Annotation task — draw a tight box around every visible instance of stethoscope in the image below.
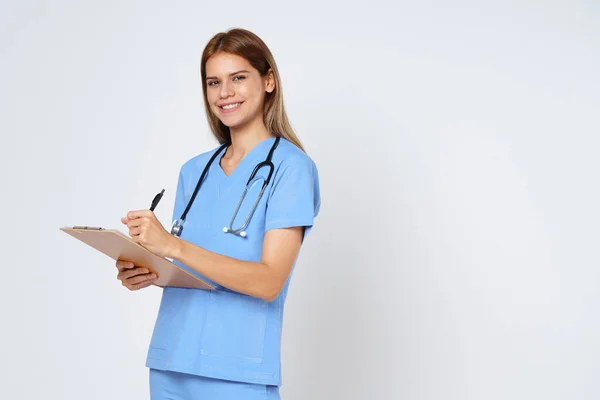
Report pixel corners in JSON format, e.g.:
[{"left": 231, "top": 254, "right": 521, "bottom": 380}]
[{"left": 171, "top": 137, "right": 280, "bottom": 238}]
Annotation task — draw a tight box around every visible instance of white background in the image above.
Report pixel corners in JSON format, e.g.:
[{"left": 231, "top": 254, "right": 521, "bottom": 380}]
[{"left": 1, "top": 1, "right": 599, "bottom": 399}]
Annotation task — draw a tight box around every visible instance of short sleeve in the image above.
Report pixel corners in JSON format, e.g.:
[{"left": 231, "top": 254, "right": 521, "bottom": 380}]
[{"left": 265, "top": 155, "right": 321, "bottom": 237}]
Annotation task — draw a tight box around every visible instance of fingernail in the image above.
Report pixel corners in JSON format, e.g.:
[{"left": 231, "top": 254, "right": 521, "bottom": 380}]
[{"left": 151, "top": 274, "right": 157, "bottom": 279}]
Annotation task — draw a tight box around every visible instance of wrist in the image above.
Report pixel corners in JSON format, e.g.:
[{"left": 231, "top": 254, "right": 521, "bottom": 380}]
[{"left": 166, "top": 234, "right": 184, "bottom": 260}]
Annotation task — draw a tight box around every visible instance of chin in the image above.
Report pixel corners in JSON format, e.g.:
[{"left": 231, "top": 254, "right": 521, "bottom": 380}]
[
  {"left": 219, "top": 118, "right": 244, "bottom": 129},
  {"left": 218, "top": 114, "right": 255, "bottom": 130},
  {"left": 213, "top": 108, "right": 261, "bottom": 131}
]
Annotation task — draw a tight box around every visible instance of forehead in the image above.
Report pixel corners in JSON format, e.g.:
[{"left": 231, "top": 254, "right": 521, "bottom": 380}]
[{"left": 205, "top": 52, "right": 256, "bottom": 76}]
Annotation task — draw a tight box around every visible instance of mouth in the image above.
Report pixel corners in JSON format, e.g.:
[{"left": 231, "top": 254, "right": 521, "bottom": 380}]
[{"left": 218, "top": 102, "right": 243, "bottom": 113}]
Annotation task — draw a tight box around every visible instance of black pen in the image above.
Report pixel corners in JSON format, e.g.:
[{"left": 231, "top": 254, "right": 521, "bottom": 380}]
[{"left": 150, "top": 189, "right": 165, "bottom": 211}]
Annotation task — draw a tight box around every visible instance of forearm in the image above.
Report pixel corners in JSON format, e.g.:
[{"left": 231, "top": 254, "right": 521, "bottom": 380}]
[{"left": 168, "top": 237, "right": 281, "bottom": 301}]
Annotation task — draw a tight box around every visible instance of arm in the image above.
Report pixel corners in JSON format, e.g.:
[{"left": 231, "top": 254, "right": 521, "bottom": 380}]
[
  {"left": 122, "top": 211, "right": 304, "bottom": 302},
  {"left": 170, "top": 226, "right": 304, "bottom": 301}
]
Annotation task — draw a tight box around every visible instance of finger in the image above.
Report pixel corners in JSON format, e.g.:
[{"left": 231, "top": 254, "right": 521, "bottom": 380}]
[
  {"left": 122, "top": 268, "right": 151, "bottom": 280},
  {"left": 118, "top": 267, "right": 150, "bottom": 280},
  {"left": 121, "top": 217, "right": 129, "bottom": 225},
  {"left": 125, "top": 273, "right": 157, "bottom": 288},
  {"left": 127, "top": 218, "right": 143, "bottom": 229},
  {"left": 130, "top": 279, "right": 156, "bottom": 291},
  {"left": 129, "top": 227, "right": 142, "bottom": 238},
  {"left": 126, "top": 272, "right": 156, "bottom": 285},
  {"left": 127, "top": 210, "right": 152, "bottom": 220},
  {"left": 116, "top": 260, "right": 135, "bottom": 272}
]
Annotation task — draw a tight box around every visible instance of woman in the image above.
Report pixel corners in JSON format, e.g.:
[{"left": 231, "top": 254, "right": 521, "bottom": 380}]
[{"left": 115, "top": 28, "right": 320, "bottom": 399}]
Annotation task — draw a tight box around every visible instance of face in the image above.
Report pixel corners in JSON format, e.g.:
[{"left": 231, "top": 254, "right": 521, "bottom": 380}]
[{"left": 205, "top": 52, "right": 274, "bottom": 130}]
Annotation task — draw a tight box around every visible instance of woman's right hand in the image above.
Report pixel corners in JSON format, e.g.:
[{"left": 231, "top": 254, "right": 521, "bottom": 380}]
[{"left": 116, "top": 260, "right": 158, "bottom": 290}]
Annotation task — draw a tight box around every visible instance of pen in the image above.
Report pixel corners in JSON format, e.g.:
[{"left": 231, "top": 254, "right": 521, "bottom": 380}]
[{"left": 150, "top": 189, "right": 165, "bottom": 211}]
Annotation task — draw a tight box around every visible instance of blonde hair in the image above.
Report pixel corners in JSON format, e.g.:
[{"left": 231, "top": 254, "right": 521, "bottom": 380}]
[{"left": 200, "top": 28, "right": 305, "bottom": 152}]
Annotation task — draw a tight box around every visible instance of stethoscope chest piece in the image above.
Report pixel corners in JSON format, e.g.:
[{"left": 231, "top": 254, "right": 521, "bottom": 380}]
[{"left": 171, "top": 219, "right": 184, "bottom": 237}]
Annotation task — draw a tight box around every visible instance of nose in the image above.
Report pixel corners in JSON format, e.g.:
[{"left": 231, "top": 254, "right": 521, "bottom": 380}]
[{"left": 219, "top": 80, "right": 234, "bottom": 98}]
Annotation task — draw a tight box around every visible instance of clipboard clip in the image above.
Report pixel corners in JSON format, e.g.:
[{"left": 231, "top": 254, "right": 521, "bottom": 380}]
[{"left": 72, "top": 226, "right": 104, "bottom": 230}]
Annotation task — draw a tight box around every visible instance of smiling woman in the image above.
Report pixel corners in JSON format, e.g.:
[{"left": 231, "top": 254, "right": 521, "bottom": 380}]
[{"left": 115, "top": 28, "right": 321, "bottom": 400}]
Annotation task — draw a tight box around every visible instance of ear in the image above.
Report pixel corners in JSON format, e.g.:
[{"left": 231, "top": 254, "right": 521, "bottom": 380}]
[{"left": 265, "top": 69, "right": 276, "bottom": 93}]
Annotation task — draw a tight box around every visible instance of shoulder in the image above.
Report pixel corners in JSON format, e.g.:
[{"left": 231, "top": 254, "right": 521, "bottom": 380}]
[
  {"left": 269, "top": 138, "right": 320, "bottom": 199},
  {"left": 267, "top": 138, "right": 321, "bottom": 218},
  {"left": 274, "top": 138, "right": 318, "bottom": 174}
]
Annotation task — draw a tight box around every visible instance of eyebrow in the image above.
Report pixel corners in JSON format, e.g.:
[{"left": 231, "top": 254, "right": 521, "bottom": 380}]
[{"left": 205, "top": 70, "right": 250, "bottom": 80}]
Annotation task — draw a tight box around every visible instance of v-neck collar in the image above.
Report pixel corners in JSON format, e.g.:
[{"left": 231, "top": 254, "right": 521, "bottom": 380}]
[{"left": 215, "top": 137, "right": 276, "bottom": 181}]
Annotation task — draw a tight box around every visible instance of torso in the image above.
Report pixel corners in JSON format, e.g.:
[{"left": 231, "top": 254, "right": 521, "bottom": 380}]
[{"left": 145, "top": 136, "right": 320, "bottom": 386}]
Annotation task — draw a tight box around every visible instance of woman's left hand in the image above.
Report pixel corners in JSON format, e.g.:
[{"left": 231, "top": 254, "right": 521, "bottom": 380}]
[{"left": 121, "top": 210, "right": 178, "bottom": 258}]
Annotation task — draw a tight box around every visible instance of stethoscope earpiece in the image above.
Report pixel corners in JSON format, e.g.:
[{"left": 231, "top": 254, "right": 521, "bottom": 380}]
[{"left": 223, "top": 227, "right": 246, "bottom": 237}]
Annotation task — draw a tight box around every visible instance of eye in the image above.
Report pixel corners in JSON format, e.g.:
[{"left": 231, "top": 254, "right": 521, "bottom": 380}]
[
  {"left": 207, "top": 80, "right": 219, "bottom": 86},
  {"left": 233, "top": 75, "right": 246, "bottom": 82}
]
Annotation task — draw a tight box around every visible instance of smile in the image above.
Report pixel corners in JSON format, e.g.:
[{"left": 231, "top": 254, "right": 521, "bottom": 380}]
[{"left": 219, "top": 102, "right": 243, "bottom": 111}]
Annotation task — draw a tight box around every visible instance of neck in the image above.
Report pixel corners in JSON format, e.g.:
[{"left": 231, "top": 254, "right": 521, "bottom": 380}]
[{"left": 226, "top": 118, "right": 273, "bottom": 160}]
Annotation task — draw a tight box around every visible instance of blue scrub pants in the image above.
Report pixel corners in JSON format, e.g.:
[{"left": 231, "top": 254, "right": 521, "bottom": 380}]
[{"left": 149, "top": 369, "right": 281, "bottom": 400}]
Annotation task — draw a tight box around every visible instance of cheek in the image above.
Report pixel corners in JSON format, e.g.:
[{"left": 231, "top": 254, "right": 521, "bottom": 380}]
[
  {"left": 242, "top": 86, "right": 265, "bottom": 110},
  {"left": 206, "top": 90, "right": 218, "bottom": 106},
  {"left": 206, "top": 93, "right": 221, "bottom": 115},
  {"left": 240, "top": 81, "right": 264, "bottom": 100}
]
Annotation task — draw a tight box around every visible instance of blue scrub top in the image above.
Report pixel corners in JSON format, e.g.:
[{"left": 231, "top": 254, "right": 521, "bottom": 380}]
[{"left": 145, "top": 137, "right": 321, "bottom": 386}]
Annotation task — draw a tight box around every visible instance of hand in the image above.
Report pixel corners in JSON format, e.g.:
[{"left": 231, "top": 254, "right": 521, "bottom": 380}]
[
  {"left": 116, "top": 260, "right": 157, "bottom": 290},
  {"left": 121, "top": 210, "right": 178, "bottom": 258}
]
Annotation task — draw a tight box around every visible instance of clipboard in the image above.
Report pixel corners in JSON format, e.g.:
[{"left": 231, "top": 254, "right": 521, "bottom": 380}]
[{"left": 60, "top": 226, "right": 214, "bottom": 290}]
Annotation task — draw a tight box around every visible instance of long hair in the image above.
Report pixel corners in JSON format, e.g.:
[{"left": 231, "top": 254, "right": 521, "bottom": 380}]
[{"left": 200, "top": 28, "right": 305, "bottom": 152}]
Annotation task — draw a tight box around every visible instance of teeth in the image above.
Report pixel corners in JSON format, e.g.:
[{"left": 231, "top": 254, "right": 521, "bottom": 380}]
[{"left": 222, "top": 103, "right": 241, "bottom": 110}]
